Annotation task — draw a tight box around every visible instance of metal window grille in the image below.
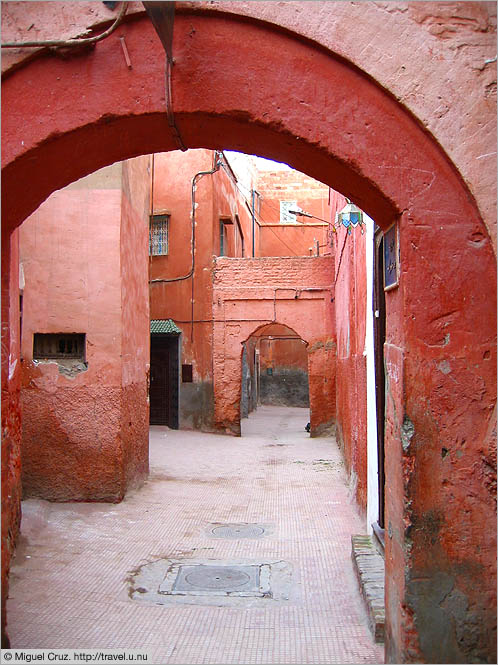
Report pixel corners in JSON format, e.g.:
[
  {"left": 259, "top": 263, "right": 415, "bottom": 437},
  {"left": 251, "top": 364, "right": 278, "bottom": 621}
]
[
  {"left": 33, "top": 333, "right": 86, "bottom": 360},
  {"left": 280, "top": 200, "right": 298, "bottom": 223},
  {"left": 149, "top": 214, "right": 169, "bottom": 255}
]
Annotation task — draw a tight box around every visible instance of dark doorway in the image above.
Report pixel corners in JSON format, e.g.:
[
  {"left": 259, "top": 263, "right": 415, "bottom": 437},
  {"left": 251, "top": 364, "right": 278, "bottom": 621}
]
[
  {"left": 150, "top": 334, "right": 179, "bottom": 428},
  {"left": 373, "top": 229, "right": 386, "bottom": 538}
]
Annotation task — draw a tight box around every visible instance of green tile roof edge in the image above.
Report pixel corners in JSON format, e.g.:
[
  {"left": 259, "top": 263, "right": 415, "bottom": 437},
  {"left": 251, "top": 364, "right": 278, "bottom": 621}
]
[{"left": 150, "top": 319, "right": 182, "bottom": 334}]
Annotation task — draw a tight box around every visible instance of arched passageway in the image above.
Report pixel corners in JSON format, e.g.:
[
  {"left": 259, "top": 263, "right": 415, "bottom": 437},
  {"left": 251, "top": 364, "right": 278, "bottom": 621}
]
[
  {"left": 2, "top": 7, "right": 496, "bottom": 663},
  {"left": 242, "top": 323, "right": 310, "bottom": 417},
  {"left": 212, "top": 257, "right": 335, "bottom": 437}
]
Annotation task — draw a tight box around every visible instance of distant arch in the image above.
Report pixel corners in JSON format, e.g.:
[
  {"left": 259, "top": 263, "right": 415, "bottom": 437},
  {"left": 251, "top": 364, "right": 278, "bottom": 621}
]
[{"left": 243, "top": 322, "right": 308, "bottom": 347}]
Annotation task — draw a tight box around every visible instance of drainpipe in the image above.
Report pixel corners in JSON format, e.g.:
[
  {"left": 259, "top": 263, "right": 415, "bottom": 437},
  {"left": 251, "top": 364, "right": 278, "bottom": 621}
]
[
  {"left": 149, "top": 152, "right": 223, "bottom": 285},
  {"left": 149, "top": 151, "right": 223, "bottom": 342}
]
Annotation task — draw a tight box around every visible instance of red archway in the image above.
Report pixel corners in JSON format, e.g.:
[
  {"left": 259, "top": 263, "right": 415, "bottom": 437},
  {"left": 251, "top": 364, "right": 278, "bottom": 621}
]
[{"left": 2, "top": 9, "right": 496, "bottom": 663}]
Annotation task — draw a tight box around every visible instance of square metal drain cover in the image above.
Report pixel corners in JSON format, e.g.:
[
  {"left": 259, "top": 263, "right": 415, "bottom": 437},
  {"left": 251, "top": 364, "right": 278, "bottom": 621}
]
[{"left": 159, "top": 563, "right": 271, "bottom": 597}]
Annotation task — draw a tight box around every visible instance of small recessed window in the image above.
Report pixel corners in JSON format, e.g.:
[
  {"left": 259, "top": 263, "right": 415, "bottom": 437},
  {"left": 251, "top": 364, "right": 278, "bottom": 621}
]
[
  {"left": 182, "top": 364, "right": 193, "bottom": 383},
  {"left": 219, "top": 218, "right": 233, "bottom": 257},
  {"left": 149, "top": 214, "right": 169, "bottom": 256},
  {"left": 33, "top": 333, "right": 86, "bottom": 360}
]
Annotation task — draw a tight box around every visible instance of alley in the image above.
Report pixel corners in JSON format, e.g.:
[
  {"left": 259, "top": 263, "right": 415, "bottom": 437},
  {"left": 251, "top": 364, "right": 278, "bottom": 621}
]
[{"left": 7, "top": 406, "right": 383, "bottom": 664}]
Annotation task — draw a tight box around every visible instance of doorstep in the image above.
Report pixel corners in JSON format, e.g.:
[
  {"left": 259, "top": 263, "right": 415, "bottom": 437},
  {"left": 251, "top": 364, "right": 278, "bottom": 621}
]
[{"left": 351, "top": 534, "right": 385, "bottom": 643}]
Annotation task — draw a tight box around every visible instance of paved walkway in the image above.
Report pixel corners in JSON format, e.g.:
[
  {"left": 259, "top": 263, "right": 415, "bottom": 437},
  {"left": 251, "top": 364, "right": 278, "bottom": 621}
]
[{"left": 8, "top": 406, "right": 384, "bottom": 664}]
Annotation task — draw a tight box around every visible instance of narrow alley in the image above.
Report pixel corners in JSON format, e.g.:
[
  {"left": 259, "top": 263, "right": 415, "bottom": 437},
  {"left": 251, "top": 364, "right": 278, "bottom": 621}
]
[{"left": 7, "top": 406, "right": 382, "bottom": 664}]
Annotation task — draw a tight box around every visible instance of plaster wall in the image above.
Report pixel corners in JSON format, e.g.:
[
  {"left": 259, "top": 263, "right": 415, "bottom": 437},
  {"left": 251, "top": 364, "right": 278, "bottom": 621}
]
[
  {"left": 259, "top": 336, "right": 308, "bottom": 372},
  {"left": 335, "top": 224, "right": 369, "bottom": 513},
  {"left": 149, "top": 149, "right": 333, "bottom": 430},
  {"left": 333, "top": 213, "right": 379, "bottom": 531},
  {"left": 1, "top": 4, "right": 496, "bottom": 661},
  {"left": 19, "top": 160, "right": 149, "bottom": 501},
  {"left": 120, "top": 156, "right": 151, "bottom": 490},
  {"left": 259, "top": 336, "right": 309, "bottom": 408},
  {"left": 3, "top": 1, "right": 495, "bottom": 252},
  {"left": 149, "top": 149, "right": 253, "bottom": 430},
  {"left": 1, "top": 228, "right": 21, "bottom": 648},
  {"left": 258, "top": 224, "right": 329, "bottom": 258},
  {"left": 256, "top": 168, "right": 333, "bottom": 257}
]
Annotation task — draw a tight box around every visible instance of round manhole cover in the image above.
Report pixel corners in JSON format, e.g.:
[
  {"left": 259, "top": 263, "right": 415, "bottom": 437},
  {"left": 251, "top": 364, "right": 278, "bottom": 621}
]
[
  {"left": 184, "top": 567, "right": 251, "bottom": 589},
  {"left": 211, "top": 524, "right": 265, "bottom": 538}
]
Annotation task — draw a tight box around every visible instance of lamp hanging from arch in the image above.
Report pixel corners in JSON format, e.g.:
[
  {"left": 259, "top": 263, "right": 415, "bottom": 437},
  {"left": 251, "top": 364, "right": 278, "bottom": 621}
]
[{"left": 335, "top": 201, "right": 365, "bottom": 235}]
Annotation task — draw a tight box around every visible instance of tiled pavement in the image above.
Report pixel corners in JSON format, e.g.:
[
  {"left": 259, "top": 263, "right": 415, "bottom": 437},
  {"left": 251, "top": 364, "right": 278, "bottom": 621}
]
[{"left": 7, "top": 406, "right": 384, "bottom": 664}]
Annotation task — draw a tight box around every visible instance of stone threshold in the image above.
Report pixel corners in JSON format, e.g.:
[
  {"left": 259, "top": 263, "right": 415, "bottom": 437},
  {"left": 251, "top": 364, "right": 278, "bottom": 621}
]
[{"left": 351, "top": 534, "right": 385, "bottom": 643}]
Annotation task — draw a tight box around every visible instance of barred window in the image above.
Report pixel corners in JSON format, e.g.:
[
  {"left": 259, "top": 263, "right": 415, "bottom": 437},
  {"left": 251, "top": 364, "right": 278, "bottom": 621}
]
[
  {"left": 149, "top": 214, "right": 169, "bottom": 256},
  {"left": 34, "top": 333, "right": 86, "bottom": 360}
]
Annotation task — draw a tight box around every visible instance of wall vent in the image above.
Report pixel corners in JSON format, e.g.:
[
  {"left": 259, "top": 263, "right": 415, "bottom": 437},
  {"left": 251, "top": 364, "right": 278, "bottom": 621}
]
[{"left": 33, "top": 333, "right": 86, "bottom": 361}]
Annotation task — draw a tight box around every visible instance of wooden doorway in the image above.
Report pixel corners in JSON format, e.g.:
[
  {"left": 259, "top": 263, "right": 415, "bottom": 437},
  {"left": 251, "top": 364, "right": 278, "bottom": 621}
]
[
  {"left": 373, "top": 229, "right": 386, "bottom": 537},
  {"left": 150, "top": 334, "right": 179, "bottom": 428}
]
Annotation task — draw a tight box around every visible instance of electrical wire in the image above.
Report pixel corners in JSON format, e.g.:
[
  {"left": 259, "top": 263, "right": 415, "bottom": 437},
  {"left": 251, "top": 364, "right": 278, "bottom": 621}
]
[
  {"left": 1, "top": 2, "right": 128, "bottom": 49},
  {"left": 149, "top": 153, "right": 223, "bottom": 285},
  {"left": 149, "top": 152, "right": 224, "bottom": 342}
]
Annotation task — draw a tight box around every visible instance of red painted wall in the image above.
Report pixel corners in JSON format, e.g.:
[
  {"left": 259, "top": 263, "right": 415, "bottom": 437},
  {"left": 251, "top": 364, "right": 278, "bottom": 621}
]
[
  {"left": 256, "top": 168, "right": 333, "bottom": 257},
  {"left": 1, "top": 6, "right": 496, "bottom": 662},
  {"left": 1, "top": 227, "right": 21, "bottom": 647},
  {"left": 149, "top": 149, "right": 336, "bottom": 430},
  {"left": 19, "top": 159, "right": 149, "bottom": 501},
  {"left": 149, "top": 150, "right": 236, "bottom": 429},
  {"left": 335, "top": 225, "right": 368, "bottom": 513},
  {"left": 120, "top": 156, "right": 150, "bottom": 490},
  {"left": 259, "top": 337, "right": 308, "bottom": 373},
  {"left": 2, "top": 2, "right": 495, "bottom": 256}
]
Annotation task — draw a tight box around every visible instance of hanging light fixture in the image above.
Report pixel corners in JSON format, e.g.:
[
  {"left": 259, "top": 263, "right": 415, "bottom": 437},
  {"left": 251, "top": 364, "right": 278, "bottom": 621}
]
[
  {"left": 289, "top": 199, "right": 366, "bottom": 239},
  {"left": 335, "top": 200, "right": 365, "bottom": 235}
]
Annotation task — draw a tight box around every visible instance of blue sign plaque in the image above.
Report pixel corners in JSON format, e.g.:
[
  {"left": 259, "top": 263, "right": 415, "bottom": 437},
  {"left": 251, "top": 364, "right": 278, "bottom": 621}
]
[{"left": 384, "top": 224, "right": 398, "bottom": 290}]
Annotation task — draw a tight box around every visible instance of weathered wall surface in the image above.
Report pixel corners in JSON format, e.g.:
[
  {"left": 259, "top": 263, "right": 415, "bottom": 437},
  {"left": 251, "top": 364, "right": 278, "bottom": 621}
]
[
  {"left": 150, "top": 150, "right": 222, "bottom": 431},
  {"left": 2, "top": 1, "right": 495, "bottom": 251},
  {"left": 260, "top": 367, "right": 309, "bottom": 407},
  {"left": 259, "top": 335, "right": 309, "bottom": 408},
  {"left": 335, "top": 226, "right": 369, "bottom": 513},
  {"left": 19, "top": 160, "right": 150, "bottom": 501},
  {"left": 120, "top": 156, "right": 150, "bottom": 490},
  {"left": 258, "top": 223, "right": 329, "bottom": 258},
  {"left": 1, "top": 228, "right": 21, "bottom": 647},
  {"left": 212, "top": 257, "right": 335, "bottom": 436},
  {"left": 2, "top": 4, "right": 496, "bottom": 662},
  {"left": 19, "top": 165, "right": 124, "bottom": 500},
  {"left": 149, "top": 149, "right": 333, "bottom": 430},
  {"left": 256, "top": 168, "right": 333, "bottom": 257}
]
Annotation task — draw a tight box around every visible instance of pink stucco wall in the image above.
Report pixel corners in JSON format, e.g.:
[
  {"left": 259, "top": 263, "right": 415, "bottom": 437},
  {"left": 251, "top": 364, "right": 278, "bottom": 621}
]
[
  {"left": 2, "top": 4, "right": 496, "bottom": 660},
  {"left": 19, "top": 159, "right": 149, "bottom": 501},
  {"left": 334, "top": 225, "right": 368, "bottom": 512},
  {"left": 120, "top": 156, "right": 151, "bottom": 490},
  {"left": 1, "top": 227, "right": 21, "bottom": 647}
]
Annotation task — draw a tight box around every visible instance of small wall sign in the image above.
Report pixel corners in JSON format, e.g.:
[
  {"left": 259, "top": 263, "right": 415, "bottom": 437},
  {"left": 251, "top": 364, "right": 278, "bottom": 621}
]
[{"left": 383, "top": 223, "right": 399, "bottom": 291}]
